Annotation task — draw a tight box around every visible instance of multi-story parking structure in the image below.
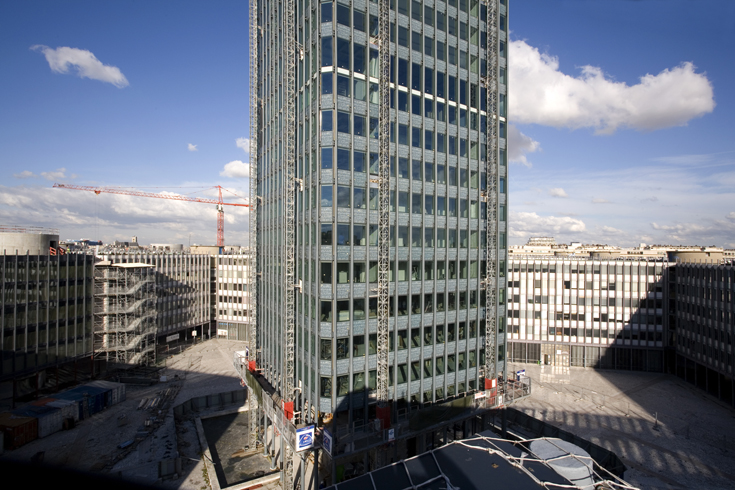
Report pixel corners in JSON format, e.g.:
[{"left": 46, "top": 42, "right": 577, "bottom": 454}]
[{"left": 98, "top": 253, "right": 211, "bottom": 344}]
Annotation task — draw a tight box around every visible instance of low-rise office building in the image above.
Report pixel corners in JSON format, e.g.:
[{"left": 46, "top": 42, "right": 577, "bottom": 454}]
[
  {"left": 1, "top": 229, "right": 95, "bottom": 397},
  {"left": 671, "top": 261, "right": 734, "bottom": 407},
  {"left": 215, "top": 252, "right": 252, "bottom": 341},
  {"left": 507, "top": 258, "right": 669, "bottom": 372}
]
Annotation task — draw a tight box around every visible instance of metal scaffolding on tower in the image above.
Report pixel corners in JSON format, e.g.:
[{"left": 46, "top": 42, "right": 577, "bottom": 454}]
[
  {"left": 483, "top": 0, "right": 501, "bottom": 390},
  {"left": 283, "top": 0, "right": 298, "bottom": 485},
  {"left": 248, "top": 0, "right": 261, "bottom": 455},
  {"left": 375, "top": 0, "right": 392, "bottom": 443}
]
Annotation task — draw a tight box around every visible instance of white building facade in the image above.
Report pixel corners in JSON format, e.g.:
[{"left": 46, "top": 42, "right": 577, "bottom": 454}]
[{"left": 507, "top": 258, "right": 669, "bottom": 371}]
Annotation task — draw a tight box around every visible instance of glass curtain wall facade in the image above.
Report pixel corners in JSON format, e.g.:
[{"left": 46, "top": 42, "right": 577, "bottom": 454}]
[{"left": 256, "top": 0, "right": 508, "bottom": 422}]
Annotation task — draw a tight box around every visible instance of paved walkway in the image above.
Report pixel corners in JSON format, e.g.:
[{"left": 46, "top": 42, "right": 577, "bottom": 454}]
[{"left": 508, "top": 363, "right": 735, "bottom": 490}]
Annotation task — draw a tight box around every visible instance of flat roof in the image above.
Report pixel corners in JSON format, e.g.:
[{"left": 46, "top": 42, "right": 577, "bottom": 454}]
[{"left": 95, "top": 261, "right": 154, "bottom": 268}]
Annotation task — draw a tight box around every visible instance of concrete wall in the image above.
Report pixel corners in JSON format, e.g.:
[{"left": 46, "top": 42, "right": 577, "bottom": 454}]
[
  {"left": 190, "top": 245, "right": 221, "bottom": 255},
  {"left": 0, "top": 233, "right": 59, "bottom": 255},
  {"left": 667, "top": 250, "right": 724, "bottom": 263},
  {"left": 150, "top": 243, "right": 184, "bottom": 252}
]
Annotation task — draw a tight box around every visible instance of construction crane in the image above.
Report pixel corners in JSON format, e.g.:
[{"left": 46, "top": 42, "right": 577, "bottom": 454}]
[{"left": 53, "top": 183, "right": 249, "bottom": 247}]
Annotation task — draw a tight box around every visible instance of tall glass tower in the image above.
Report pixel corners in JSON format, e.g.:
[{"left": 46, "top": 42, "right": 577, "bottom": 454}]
[{"left": 252, "top": 0, "right": 509, "bottom": 428}]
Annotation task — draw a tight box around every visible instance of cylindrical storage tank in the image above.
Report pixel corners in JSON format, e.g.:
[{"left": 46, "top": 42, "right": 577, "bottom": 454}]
[{"left": 0, "top": 232, "right": 59, "bottom": 255}]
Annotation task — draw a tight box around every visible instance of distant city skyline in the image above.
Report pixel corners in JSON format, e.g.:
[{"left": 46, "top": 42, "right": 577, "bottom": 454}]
[{"left": 1, "top": 0, "right": 733, "bottom": 247}]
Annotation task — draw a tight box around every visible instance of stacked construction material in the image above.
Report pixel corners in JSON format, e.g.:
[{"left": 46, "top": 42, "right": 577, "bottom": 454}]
[{"left": 0, "top": 380, "right": 127, "bottom": 450}]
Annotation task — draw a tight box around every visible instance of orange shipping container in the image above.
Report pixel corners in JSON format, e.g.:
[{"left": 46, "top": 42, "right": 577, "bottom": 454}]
[{"left": 0, "top": 412, "right": 38, "bottom": 450}]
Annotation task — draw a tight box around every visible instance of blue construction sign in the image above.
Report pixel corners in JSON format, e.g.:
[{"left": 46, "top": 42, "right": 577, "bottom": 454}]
[{"left": 296, "top": 425, "right": 315, "bottom": 452}]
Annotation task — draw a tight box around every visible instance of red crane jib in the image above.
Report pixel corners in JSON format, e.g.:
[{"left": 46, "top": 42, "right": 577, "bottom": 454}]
[{"left": 53, "top": 183, "right": 249, "bottom": 247}]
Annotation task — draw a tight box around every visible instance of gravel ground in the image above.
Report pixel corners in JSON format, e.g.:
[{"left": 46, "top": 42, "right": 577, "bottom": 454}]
[
  {"left": 508, "top": 362, "right": 735, "bottom": 490},
  {"left": 1, "top": 339, "right": 252, "bottom": 490}
]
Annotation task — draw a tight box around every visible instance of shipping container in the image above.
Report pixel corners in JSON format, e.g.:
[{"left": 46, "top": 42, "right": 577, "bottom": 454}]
[
  {"left": 12, "top": 405, "right": 62, "bottom": 438},
  {"left": 85, "top": 380, "right": 126, "bottom": 406},
  {"left": 0, "top": 412, "right": 38, "bottom": 450},
  {"left": 31, "top": 397, "right": 58, "bottom": 407},
  {"left": 46, "top": 399, "right": 79, "bottom": 423},
  {"left": 79, "top": 386, "right": 107, "bottom": 415},
  {"left": 54, "top": 389, "right": 88, "bottom": 420}
]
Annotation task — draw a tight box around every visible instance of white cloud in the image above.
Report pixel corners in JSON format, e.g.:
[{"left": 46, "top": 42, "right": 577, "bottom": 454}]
[
  {"left": 220, "top": 160, "right": 250, "bottom": 178},
  {"left": 509, "top": 39, "right": 715, "bottom": 134},
  {"left": 600, "top": 225, "right": 623, "bottom": 235},
  {"left": 40, "top": 168, "right": 67, "bottom": 181},
  {"left": 0, "top": 183, "right": 250, "bottom": 246},
  {"left": 549, "top": 188, "right": 568, "bottom": 198},
  {"left": 507, "top": 124, "right": 540, "bottom": 167},
  {"left": 13, "top": 171, "right": 37, "bottom": 179},
  {"left": 648, "top": 218, "right": 735, "bottom": 244},
  {"left": 509, "top": 212, "right": 586, "bottom": 238},
  {"left": 236, "top": 137, "right": 250, "bottom": 154},
  {"left": 31, "top": 45, "right": 129, "bottom": 88},
  {"left": 592, "top": 198, "right": 611, "bottom": 204},
  {"left": 727, "top": 212, "right": 735, "bottom": 220},
  {"left": 188, "top": 143, "right": 198, "bottom": 152}
]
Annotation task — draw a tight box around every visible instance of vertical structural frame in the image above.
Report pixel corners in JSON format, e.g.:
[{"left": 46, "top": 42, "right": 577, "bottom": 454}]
[
  {"left": 248, "top": 0, "right": 260, "bottom": 453},
  {"left": 284, "top": 0, "right": 297, "bottom": 486},
  {"left": 484, "top": 0, "right": 500, "bottom": 385},
  {"left": 376, "top": 0, "right": 391, "bottom": 412}
]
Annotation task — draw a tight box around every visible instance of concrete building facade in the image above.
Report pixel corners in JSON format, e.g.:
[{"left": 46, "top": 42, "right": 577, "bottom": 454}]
[
  {"left": 98, "top": 253, "right": 211, "bottom": 344},
  {"left": 215, "top": 253, "right": 253, "bottom": 341},
  {"left": 1, "top": 249, "right": 95, "bottom": 387},
  {"left": 0, "top": 227, "right": 61, "bottom": 255},
  {"left": 672, "top": 261, "right": 734, "bottom": 408},
  {"left": 253, "top": 0, "right": 510, "bottom": 428},
  {"left": 507, "top": 258, "right": 669, "bottom": 372}
]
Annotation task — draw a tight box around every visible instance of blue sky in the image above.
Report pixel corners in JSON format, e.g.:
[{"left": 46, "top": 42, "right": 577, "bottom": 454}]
[{"left": 1, "top": 0, "right": 733, "bottom": 248}]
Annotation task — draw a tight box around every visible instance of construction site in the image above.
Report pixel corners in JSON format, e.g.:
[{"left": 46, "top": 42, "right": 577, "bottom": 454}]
[
  {"left": 3, "top": 0, "right": 734, "bottom": 489},
  {"left": 1, "top": 339, "right": 732, "bottom": 489}
]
